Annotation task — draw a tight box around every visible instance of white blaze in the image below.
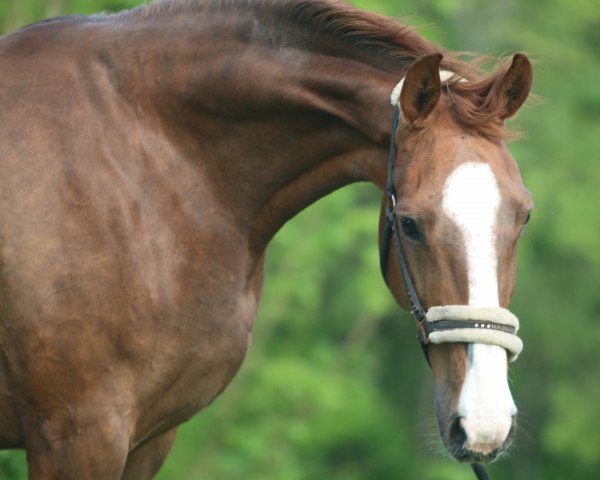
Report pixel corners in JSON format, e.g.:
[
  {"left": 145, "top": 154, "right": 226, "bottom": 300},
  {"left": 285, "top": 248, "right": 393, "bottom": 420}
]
[{"left": 442, "top": 161, "right": 516, "bottom": 452}]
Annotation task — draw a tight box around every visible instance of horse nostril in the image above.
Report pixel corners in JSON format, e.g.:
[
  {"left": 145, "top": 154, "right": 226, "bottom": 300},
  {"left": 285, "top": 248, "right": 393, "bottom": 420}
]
[
  {"left": 445, "top": 414, "right": 515, "bottom": 462},
  {"left": 449, "top": 416, "right": 467, "bottom": 450}
]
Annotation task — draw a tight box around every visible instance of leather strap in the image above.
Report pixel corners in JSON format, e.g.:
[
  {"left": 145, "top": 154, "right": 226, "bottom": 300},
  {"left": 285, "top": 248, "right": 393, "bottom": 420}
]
[
  {"left": 427, "top": 320, "right": 516, "bottom": 336},
  {"left": 380, "top": 108, "right": 426, "bottom": 322}
]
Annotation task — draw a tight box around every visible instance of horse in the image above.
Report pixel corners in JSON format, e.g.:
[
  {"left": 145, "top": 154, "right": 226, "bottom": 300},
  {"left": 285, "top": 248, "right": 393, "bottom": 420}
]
[{"left": 0, "top": 0, "right": 533, "bottom": 478}]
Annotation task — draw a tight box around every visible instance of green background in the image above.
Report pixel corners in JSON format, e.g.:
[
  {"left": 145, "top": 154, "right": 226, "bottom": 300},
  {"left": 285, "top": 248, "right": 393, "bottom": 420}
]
[{"left": 1, "top": 0, "right": 599, "bottom": 479}]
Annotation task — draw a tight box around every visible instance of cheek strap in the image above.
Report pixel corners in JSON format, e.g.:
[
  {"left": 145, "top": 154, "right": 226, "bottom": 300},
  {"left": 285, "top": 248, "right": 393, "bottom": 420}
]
[{"left": 425, "top": 305, "right": 523, "bottom": 361}]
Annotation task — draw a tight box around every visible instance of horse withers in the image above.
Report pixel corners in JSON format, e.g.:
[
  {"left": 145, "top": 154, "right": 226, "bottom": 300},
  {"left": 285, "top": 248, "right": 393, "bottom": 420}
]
[{"left": 0, "top": 0, "right": 532, "bottom": 478}]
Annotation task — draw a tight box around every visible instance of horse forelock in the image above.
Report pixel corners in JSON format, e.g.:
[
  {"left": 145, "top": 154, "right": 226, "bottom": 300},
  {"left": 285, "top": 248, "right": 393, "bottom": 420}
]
[
  {"left": 442, "top": 58, "right": 523, "bottom": 142},
  {"left": 394, "top": 61, "right": 521, "bottom": 143}
]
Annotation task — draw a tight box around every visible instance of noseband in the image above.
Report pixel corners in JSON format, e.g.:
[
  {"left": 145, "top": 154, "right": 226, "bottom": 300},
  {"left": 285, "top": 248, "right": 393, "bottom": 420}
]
[{"left": 379, "top": 107, "right": 524, "bottom": 480}]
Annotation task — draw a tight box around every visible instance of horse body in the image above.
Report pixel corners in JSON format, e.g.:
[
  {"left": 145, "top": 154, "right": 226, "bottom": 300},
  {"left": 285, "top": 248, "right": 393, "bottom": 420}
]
[
  {"left": 0, "top": 12, "right": 240, "bottom": 469},
  {"left": 0, "top": 1, "right": 532, "bottom": 478},
  {"left": 0, "top": 4, "right": 399, "bottom": 476}
]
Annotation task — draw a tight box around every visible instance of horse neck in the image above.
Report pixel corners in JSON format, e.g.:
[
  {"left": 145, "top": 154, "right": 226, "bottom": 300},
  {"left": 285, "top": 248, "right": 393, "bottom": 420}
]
[{"left": 108, "top": 9, "right": 402, "bottom": 252}]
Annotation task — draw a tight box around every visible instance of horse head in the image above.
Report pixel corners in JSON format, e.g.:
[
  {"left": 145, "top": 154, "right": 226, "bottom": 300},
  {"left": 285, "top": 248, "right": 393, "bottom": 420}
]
[{"left": 380, "top": 53, "right": 533, "bottom": 463}]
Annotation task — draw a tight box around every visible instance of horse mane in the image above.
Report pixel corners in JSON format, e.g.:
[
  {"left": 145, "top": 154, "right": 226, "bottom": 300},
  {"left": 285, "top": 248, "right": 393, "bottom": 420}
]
[
  {"left": 129, "top": 0, "right": 516, "bottom": 141},
  {"left": 139, "top": 0, "right": 441, "bottom": 66}
]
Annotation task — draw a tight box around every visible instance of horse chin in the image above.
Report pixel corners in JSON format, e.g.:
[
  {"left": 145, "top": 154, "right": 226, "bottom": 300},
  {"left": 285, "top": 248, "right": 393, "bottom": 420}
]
[{"left": 450, "top": 446, "right": 502, "bottom": 464}]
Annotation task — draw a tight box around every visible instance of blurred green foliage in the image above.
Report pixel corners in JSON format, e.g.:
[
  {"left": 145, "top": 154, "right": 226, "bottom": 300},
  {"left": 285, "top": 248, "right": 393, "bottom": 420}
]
[{"left": 1, "top": 0, "right": 599, "bottom": 479}]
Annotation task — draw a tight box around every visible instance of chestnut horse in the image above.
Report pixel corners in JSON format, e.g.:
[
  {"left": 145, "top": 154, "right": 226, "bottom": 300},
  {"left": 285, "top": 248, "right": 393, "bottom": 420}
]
[{"left": 0, "top": 0, "right": 533, "bottom": 478}]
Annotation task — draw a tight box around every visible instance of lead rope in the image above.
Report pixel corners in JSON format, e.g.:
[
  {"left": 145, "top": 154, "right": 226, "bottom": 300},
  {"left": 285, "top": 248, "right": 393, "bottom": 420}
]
[
  {"left": 382, "top": 107, "right": 490, "bottom": 480},
  {"left": 472, "top": 463, "right": 489, "bottom": 480}
]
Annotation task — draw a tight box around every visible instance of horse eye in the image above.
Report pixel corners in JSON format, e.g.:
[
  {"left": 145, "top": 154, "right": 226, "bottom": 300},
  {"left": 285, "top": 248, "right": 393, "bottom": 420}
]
[
  {"left": 400, "top": 217, "right": 423, "bottom": 241},
  {"left": 524, "top": 212, "right": 531, "bottom": 225}
]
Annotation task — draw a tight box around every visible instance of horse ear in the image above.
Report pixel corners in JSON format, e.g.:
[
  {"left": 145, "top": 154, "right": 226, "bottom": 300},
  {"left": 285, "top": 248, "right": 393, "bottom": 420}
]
[
  {"left": 399, "top": 53, "right": 443, "bottom": 124},
  {"left": 497, "top": 53, "right": 532, "bottom": 119}
]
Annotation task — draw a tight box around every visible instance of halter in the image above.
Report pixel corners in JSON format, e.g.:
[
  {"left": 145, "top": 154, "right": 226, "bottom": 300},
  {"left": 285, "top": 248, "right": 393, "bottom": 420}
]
[
  {"left": 379, "top": 106, "right": 523, "bottom": 361},
  {"left": 379, "top": 106, "right": 524, "bottom": 480}
]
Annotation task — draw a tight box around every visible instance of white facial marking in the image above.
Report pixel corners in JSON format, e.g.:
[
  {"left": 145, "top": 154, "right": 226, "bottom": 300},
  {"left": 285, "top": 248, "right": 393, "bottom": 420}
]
[
  {"left": 443, "top": 162, "right": 500, "bottom": 307},
  {"left": 442, "top": 161, "right": 516, "bottom": 452}
]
